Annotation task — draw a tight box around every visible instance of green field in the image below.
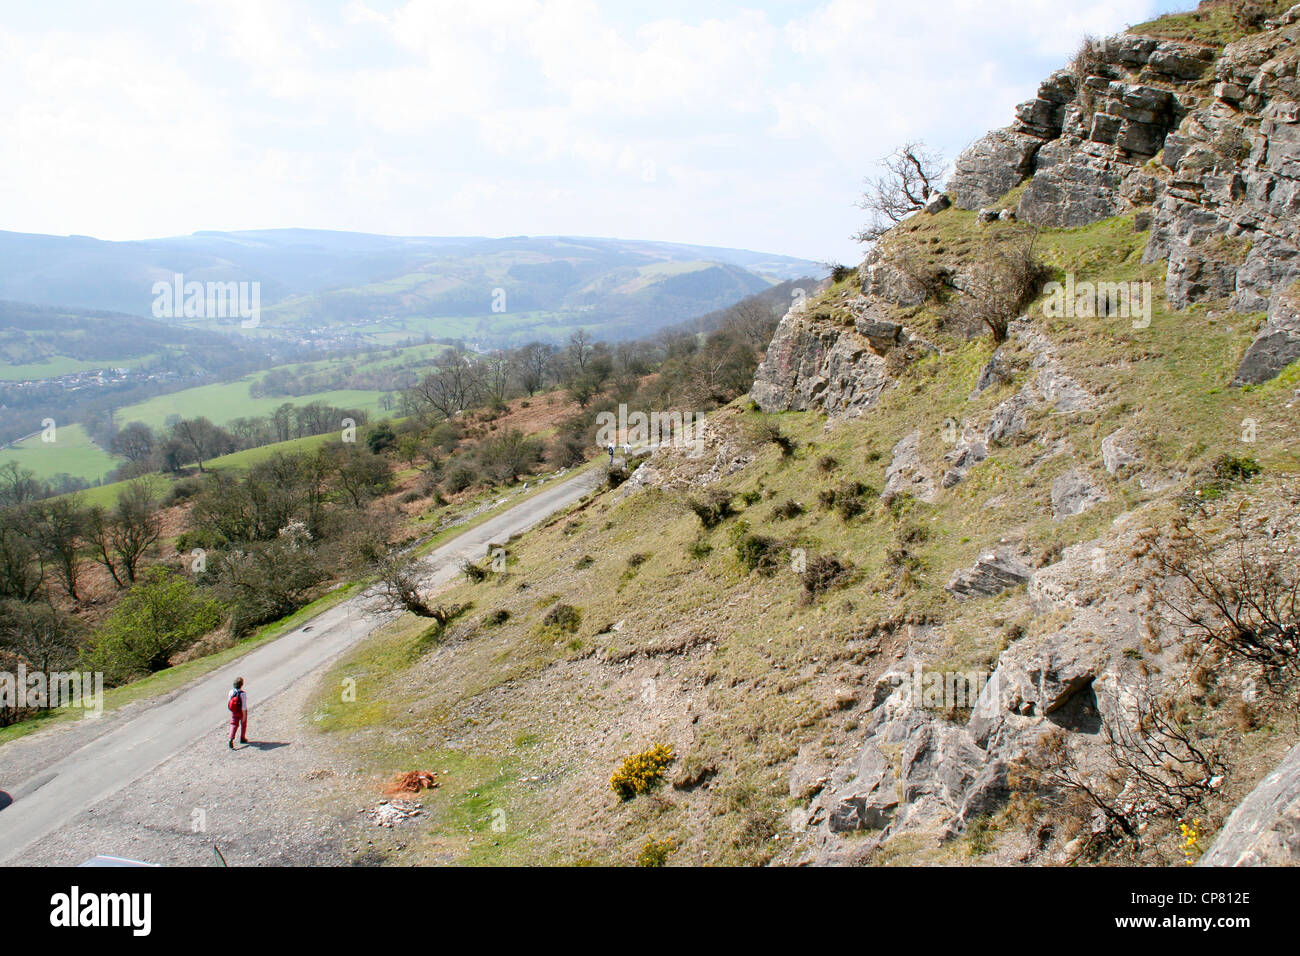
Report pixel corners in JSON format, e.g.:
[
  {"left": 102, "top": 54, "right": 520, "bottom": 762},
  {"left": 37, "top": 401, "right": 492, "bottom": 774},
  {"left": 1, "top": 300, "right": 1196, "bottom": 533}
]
[
  {"left": 0, "top": 423, "right": 123, "bottom": 481},
  {"left": 0, "top": 354, "right": 155, "bottom": 382},
  {"left": 113, "top": 378, "right": 386, "bottom": 432}
]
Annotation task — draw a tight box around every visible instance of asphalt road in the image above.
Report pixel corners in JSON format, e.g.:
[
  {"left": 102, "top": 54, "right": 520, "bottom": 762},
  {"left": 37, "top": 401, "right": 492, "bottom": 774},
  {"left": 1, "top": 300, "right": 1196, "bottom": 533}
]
[{"left": 0, "top": 467, "right": 601, "bottom": 865}]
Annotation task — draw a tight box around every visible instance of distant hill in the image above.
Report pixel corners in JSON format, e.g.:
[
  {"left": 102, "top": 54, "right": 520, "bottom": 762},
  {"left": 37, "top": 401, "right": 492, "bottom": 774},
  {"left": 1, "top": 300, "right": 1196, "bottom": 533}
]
[{"left": 0, "top": 229, "right": 820, "bottom": 346}]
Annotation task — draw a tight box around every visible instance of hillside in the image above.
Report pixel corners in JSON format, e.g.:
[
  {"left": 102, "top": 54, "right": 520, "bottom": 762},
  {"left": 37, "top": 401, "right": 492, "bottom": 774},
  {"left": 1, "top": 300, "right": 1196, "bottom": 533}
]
[
  {"left": 0, "top": 230, "right": 817, "bottom": 348},
  {"left": 286, "top": 3, "right": 1300, "bottom": 866}
]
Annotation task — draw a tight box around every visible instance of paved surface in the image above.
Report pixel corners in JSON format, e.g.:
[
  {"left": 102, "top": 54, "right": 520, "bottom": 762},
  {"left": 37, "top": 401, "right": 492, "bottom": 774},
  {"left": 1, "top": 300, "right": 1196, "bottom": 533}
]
[{"left": 0, "top": 468, "right": 601, "bottom": 865}]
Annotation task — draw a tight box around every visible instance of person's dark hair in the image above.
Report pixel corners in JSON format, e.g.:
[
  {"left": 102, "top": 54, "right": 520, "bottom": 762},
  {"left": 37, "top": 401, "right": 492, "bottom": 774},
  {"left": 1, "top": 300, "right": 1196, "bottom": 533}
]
[{"left": 233, "top": 677, "right": 244, "bottom": 688}]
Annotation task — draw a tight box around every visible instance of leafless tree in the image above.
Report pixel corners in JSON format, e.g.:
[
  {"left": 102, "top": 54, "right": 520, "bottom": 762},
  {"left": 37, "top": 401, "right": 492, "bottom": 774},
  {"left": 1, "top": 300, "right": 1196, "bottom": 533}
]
[
  {"left": 855, "top": 141, "right": 945, "bottom": 243},
  {"left": 960, "top": 228, "right": 1047, "bottom": 343},
  {"left": 513, "top": 342, "right": 554, "bottom": 396},
  {"left": 409, "top": 351, "right": 481, "bottom": 419}
]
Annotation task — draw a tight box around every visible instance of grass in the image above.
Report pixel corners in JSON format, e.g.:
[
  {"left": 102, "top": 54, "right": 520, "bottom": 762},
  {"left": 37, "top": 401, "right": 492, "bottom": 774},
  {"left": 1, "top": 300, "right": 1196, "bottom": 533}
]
[
  {"left": 114, "top": 378, "right": 385, "bottom": 433},
  {"left": 282, "top": 192, "right": 1300, "bottom": 865},
  {"left": 0, "top": 424, "right": 123, "bottom": 481},
  {"left": 1130, "top": 0, "right": 1293, "bottom": 46}
]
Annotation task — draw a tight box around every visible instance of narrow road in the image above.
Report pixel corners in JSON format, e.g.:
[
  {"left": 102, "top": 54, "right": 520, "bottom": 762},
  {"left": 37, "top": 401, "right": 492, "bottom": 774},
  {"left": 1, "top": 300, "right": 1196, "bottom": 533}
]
[{"left": 0, "top": 467, "right": 602, "bottom": 865}]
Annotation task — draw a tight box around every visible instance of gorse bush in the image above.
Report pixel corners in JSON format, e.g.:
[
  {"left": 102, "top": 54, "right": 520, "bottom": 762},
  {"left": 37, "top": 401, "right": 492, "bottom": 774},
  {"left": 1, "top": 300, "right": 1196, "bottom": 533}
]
[
  {"left": 610, "top": 743, "right": 675, "bottom": 800},
  {"left": 818, "top": 481, "right": 874, "bottom": 521},
  {"left": 800, "top": 553, "right": 852, "bottom": 602},
  {"left": 541, "top": 602, "right": 581, "bottom": 634},
  {"left": 770, "top": 499, "right": 805, "bottom": 520},
  {"left": 734, "top": 531, "right": 783, "bottom": 576},
  {"left": 687, "top": 489, "right": 734, "bottom": 529},
  {"left": 637, "top": 838, "right": 677, "bottom": 867}
]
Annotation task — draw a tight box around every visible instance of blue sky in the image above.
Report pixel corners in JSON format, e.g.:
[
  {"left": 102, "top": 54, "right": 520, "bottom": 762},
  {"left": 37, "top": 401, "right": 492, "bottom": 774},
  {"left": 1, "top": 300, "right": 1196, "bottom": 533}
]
[{"left": 0, "top": 0, "right": 1189, "bottom": 264}]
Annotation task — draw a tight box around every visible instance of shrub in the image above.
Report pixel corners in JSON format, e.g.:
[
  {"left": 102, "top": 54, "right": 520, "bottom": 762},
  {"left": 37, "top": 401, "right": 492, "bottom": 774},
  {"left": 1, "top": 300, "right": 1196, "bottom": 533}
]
[
  {"left": 1212, "top": 454, "right": 1261, "bottom": 484},
  {"left": 734, "top": 531, "right": 782, "bottom": 576},
  {"left": 686, "top": 538, "right": 713, "bottom": 560},
  {"left": 626, "top": 552, "right": 649, "bottom": 569},
  {"left": 771, "top": 499, "right": 805, "bottom": 520},
  {"left": 817, "top": 455, "right": 839, "bottom": 473},
  {"left": 687, "top": 490, "right": 734, "bottom": 529},
  {"left": 818, "top": 481, "right": 873, "bottom": 521},
  {"left": 760, "top": 423, "right": 796, "bottom": 458},
  {"left": 610, "top": 744, "right": 675, "bottom": 800},
  {"left": 637, "top": 838, "right": 677, "bottom": 867},
  {"left": 366, "top": 423, "right": 397, "bottom": 454},
  {"left": 211, "top": 536, "right": 327, "bottom": 637},
  {"left": 460, "top": 560, "right": 489, "bottom": 582},
  {"left": 485, "top": 608, "right": 511, "bottom": 626},
  {"left": 606, "top": 463, "right": 630, "bottom": 488},
  {"left": 801, "top": 554, "right": 852, "bottom": 601},
  {"left": 541, "top": 602, "right": 581, "bottom": 634},
  {"left": 960, "top": 228, "right": 1050, "bottom": 343},
  {"left": 83, "top": 567, "right": 225, "bottom": 683},
  {"left": 163, "top": 477, "right": 204, "bottom": 507},
  {"left": 442, "top": 463, "right": 478, "bottom": 494},
  {"left": 574, "top": 554, "right": 595, "bottom": 570}
]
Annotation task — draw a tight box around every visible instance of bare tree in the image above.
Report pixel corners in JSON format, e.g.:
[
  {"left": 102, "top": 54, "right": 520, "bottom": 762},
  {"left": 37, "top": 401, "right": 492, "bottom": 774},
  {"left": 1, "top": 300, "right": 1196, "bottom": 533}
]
[
  {"left": 409, "top": 351, "right": 481, "bottom": 419},
  {"left": 87, "top": 479, "right": 163, "bottom": 587},
  {"left": 513, "top": 342, "right": 553, "bottom": 396},
  {"left": 960, "top": 228, "right": 1047, "bottom": 343},
  {"left": 34, "top": 495, "right": 86, "bottom": 601},
  {"left": 855, "top": 141, "right": 945, "bottom": 243},
  {"left": 568, "top": 329, "right": 593, "bottom": 377}
]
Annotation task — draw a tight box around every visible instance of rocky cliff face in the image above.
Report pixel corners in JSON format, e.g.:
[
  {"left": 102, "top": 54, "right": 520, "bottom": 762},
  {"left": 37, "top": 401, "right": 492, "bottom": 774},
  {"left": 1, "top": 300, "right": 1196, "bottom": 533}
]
[
  {"left": 950, "top": 4, "right": 1300, "bottom": 384},
  {"left": 748, "top": 5, "right": 1300, "bottom": 867}
]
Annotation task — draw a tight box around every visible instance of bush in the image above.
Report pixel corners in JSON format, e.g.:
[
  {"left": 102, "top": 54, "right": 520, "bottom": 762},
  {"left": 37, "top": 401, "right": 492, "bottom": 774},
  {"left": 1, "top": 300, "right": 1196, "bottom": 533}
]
[
  {"left": 1212, "top": 454, "right": 1261, "bottom": 484},
  {"left": 606, "top": 463, "right": 630, "bottom": 488},
  {"left": 960, "top": 228, "right": 1050, "bottom": 343},
  {"left": 734, "top": 530, "right": 782, "bottom": 576},
  {"left": 637, "top": 838, "right": 677, "bottom": 867},
  {"left": 687, "top": 490, "right": 734, "bottom": 529},
  {"left": 163, "top": 477, "right": 205, "bottom": 507},
  {"left": 817, "top": 455, "right": 839, "bottom": 473},
  {"left": 760, "top": 423, "right": 796, "bottom": 458},
  {"left": 610, "top": 744, "right": 675, "bottom": 800},
  {"left": 442, "top": 463, "right": 479, "bottom": 494},
  {"left": 541, "top": 602, "right": 581, "bottom": 634},
  {"left": 687, "top": 538, "right": 713, "bottom": 560},
  {"left": 460, "top": 560, "right": 489, "bottom": 582},
  {"left": 626, "top": 552, "right": 649, "bottom": 569},
  {"left": 210, "top": 533, "right": 327, "bottom": 637},
  {"left": 574, "top": 554, "right": 595, "bottom": 570},
  {"left": 801, "top": 554, "right": 852, "bottom": 601},
  {"left": 818, "top": 481, "right": 873, "bottom": 521},
  {"left": 485, "top": 608, "right": 511, "bottom": 626},
  {"left": 83, "top": 567, "right": 225, "bottom": 682},
  {"left": 770, "top": 499, "right": 805, "bottom": 521}
]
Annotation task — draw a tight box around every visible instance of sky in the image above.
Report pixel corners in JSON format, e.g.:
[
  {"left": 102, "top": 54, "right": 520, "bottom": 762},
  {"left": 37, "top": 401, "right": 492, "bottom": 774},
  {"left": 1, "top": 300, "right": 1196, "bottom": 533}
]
[{"left": 0, "top": 0, "right": 1189, "bottom": 265}]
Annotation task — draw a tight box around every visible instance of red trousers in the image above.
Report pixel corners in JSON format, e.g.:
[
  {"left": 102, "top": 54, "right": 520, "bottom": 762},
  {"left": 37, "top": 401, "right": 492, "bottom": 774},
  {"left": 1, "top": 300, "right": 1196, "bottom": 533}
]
[{"left": 229, "top": 710, "right": 248, "bottom": 741}]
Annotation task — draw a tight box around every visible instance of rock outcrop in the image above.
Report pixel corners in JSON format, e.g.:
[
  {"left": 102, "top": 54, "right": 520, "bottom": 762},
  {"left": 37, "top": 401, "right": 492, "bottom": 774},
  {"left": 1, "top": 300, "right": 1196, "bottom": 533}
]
[
  {"left": 949, "top": 5, "right": 1300, "bottom": 381},
  {"left": 1200, "top": 742, "right": 1300, "bottom": 865}
]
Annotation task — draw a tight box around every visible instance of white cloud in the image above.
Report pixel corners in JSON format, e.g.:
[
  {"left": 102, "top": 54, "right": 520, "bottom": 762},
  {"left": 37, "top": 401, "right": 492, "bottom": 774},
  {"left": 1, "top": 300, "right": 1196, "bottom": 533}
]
[{"left": 0, "top": 0, "right": 1164, "bottom": 261}]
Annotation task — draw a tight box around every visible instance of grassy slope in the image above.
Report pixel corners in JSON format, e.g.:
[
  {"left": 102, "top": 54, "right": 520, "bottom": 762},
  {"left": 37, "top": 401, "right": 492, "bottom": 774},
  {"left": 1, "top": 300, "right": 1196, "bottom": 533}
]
[
  {"left": 1, "top": 423, "right": 123, "bottom": 480},
  {"left": 297, "top": 196, "right": 1300, "bottom": 866}
]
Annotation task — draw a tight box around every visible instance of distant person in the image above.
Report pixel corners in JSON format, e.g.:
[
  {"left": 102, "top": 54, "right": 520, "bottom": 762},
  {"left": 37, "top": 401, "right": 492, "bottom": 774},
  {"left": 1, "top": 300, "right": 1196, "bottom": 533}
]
[
  {"left": 227, "top": 677, "right": 249, "bottom": 749},
  {"left": 607, "top": 443, "right": 615, "bottom": 463},
  {"left": 622, "top": 442, "right": 631, "bottom": 456}
]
